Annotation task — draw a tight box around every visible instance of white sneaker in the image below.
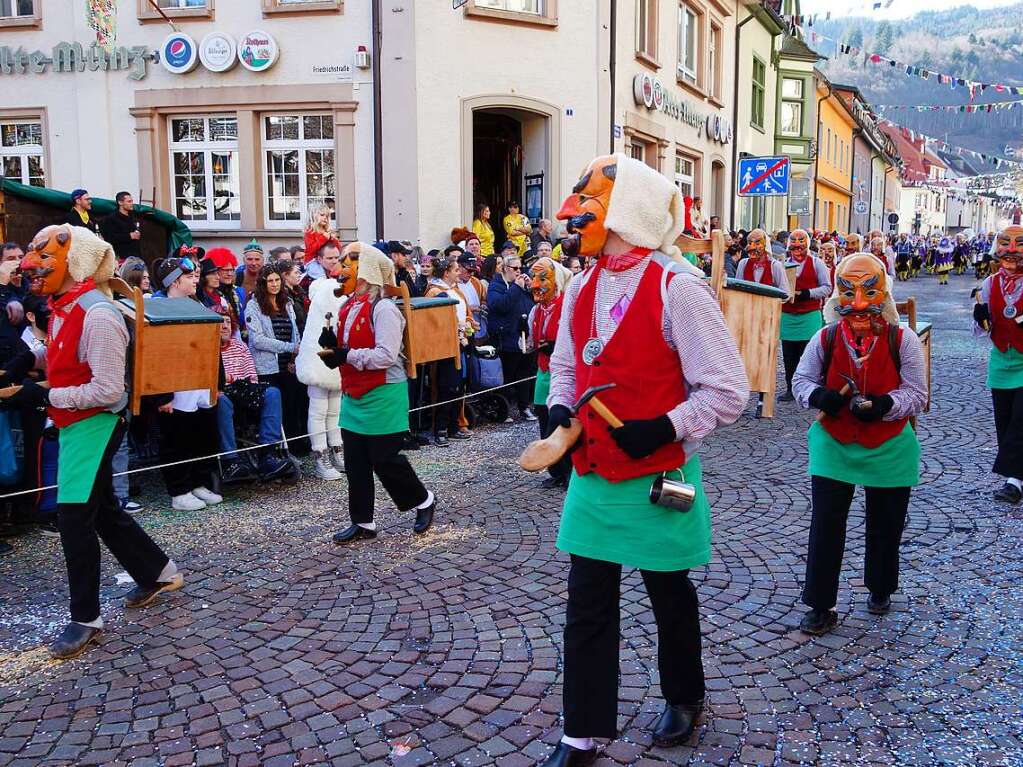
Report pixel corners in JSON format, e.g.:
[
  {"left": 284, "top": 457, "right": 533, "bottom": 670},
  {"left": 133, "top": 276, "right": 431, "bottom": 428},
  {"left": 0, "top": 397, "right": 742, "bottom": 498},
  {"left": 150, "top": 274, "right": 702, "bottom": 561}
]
[
  {"left": 171, "top": 493, "right": 206, "bottom": 512},
  {"left": 314, "top": 450, "right": 344, "bottom": 480},
  {"left": 191, "top": 486, "right": 223, "bottom": 505},
  {"left": 330, "top": 445, "right": 345, "bottom": 472},
  {"left": 521, "top": 408, "right": 538, "bottom": 422}
]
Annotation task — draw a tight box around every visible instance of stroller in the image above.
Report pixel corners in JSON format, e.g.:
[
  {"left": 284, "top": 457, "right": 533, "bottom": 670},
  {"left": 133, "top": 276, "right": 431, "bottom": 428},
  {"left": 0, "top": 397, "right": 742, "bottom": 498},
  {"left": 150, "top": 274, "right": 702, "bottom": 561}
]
[{"left": 463, "top": 344, "right": 511, "bottom": 428}]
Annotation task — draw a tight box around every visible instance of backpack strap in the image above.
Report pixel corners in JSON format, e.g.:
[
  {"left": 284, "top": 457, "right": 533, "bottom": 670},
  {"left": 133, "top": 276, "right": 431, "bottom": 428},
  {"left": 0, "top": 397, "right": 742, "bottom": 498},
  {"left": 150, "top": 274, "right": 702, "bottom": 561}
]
[
  {"left": 888, "top": 324, "right": 902, "bottom": 373},
  {"left": 821, "top": 322, "right": 839, "bottom": 380}
]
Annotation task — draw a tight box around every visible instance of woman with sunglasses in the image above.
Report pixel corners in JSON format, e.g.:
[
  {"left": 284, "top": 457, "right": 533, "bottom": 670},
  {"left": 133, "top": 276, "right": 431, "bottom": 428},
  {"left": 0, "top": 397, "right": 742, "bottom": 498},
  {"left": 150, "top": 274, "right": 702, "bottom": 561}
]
[{"left": 152, "top": 257, "right": 223, "bottom": 512}]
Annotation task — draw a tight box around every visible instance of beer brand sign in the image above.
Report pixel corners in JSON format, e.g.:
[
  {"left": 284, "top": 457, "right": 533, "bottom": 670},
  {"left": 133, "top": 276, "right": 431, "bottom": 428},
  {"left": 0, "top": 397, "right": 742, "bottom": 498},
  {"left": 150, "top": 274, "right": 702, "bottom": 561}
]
[
  {"left": 0, "top": 42, "right": 152, "bottom": 80},
  {"left": 632, "top": 73, "right": 732, "bottom": 145}
]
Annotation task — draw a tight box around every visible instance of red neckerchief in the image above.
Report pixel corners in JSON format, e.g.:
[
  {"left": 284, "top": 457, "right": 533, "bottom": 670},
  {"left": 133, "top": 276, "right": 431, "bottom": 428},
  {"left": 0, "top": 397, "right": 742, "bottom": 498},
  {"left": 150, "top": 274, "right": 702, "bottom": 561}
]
[
  {"left": 839, "top": 318, "right": 878, "bottom": 391},
  {"left": 599, "top": 247, "right": 652, "bottom": 272},
  {"left": 49, "top": 279, "right": 96, "bottom": 316},
  {"left": 999, "top": 266, "right": 1022, "bottom": 297}
]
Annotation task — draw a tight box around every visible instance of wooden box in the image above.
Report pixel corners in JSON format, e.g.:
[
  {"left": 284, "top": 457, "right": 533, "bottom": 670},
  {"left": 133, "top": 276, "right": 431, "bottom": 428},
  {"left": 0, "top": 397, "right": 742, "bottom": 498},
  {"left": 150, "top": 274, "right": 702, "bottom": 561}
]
[
  {"left": 111, "top": 279, "right": 222, "bottom": 414},
  {"left": 393, "top": 284, "right": 461, "bottom": 378}
]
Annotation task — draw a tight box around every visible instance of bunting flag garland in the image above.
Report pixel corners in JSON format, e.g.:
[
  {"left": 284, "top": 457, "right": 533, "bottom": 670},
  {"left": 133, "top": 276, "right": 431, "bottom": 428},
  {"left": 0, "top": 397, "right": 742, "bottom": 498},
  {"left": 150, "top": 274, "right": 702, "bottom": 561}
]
[
  {"left": 875, "top": 98, "right": 1023, "bottom": 114},
  {"left": 877, "top": 117, "right": 1023, "bottom": 170}
]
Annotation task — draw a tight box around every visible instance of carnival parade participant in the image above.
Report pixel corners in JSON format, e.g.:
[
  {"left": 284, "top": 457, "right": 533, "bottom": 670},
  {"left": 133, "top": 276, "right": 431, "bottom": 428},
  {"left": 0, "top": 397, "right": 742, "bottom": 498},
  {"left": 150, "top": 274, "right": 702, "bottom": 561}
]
[
  {"left": 912, "top": 236, "right": 925, "bottom": 279},
  {"left": 734, "top": 228, "right": 788, "bottom": 288},
  {"left": 972, "top": 226, "right": 1023, "bottom": 504},
  {"left": 894, "top": 233, "right": 913, "bottom": 282},
  {"left": 319, "top": 242, "right": 437, "bottom": 543},
  {"left": 792, "top": 253, "right": 927, "bottom": 635},
  {"left": 4, "top": 225, "right": 181, "bottom": 659},
  {"left": 934, "top": 236, "right": 954, "bottom": 286},
  {"left": 527, "top": 256, "right": 572, "bottom": 489},
  {"left": 868, "top": 236, "right": 897, "bottom": 281},
  {"left": 539, "top": 154, "right": 748, "bottom": 766},
  {"left": 779, "top": 230, "right": 831, "bottom": 402},
  {"left": 844, "top": 233, "right": 863, "bottom": 262},
  {"left": 819, "top": 240, "right": 838, "bottom": 288}
]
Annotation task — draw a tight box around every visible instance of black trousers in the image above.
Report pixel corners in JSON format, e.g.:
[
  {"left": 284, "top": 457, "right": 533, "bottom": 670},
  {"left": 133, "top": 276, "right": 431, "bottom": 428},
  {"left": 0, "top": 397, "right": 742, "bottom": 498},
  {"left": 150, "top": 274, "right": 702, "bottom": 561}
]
[
  {"left": 340, "top": 429, "right": 428, "bottom": 524},
  {"left": 563, "top": 555, "right": 705, "bottom": 739},
  {"left": 802, "top": 475, "right": 911, "bottom": 611},
  {"left": 991, "top": 388, "right": 1023, "bottom": 479},
  {"left": 159, "top": 407, "right": 219, "bottom": 498},
  {"left": 260, "top": 371, "right": 309, "bottom": 455},
  {"left": 781, "top": 339, "right": 809, "bottom": 391},
  {"left": 499, "top": 350, "right": 536, "bottom": 411},
  {"left": 535, "top": 405, "right": 570, "bottom": 481},
  {"left": 432, "top": 359, "right": 462, "bottom": 436},
  {"left": 58, "top": 418, "right": 169, "bottom": 623}
]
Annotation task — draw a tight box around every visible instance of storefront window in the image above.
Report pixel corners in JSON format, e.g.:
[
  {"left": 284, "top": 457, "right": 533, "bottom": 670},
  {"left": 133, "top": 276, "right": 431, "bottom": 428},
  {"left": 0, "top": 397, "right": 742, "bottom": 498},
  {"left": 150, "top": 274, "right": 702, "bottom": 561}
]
[
  {"left": 263, "top": 113, "right": 335, "bottom": 226},
  {"left": 677, "top": 4, "right": 698, "bottom": 85},
  {"left": 0, "top": 120, "right": 45, "bottom": 187},
  {"left": 675, "top": 154, "right": 695, "bottom": 199},
  {"left": 169, "top": 115, "right": 240, "bottom": 227},
  {"left": 0, "top": 0, "right": 33, "bottom": 17},
  {"left": 751, "top": 57, "right": 765, "bottom": 130}
]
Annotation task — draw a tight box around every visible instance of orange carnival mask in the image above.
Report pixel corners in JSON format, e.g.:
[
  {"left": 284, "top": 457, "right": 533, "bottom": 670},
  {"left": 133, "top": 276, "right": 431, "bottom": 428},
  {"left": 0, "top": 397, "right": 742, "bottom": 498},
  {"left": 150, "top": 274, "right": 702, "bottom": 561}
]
[
  {"left": 530, "top": 259, "right": 558, "bottom": 304},
  {"left": 746, "top": 228, "right": 768, "bottom": 260},
  {"left": 869, "top": 237, "right": 885, "bottom": 257},
  {"left": 788, "top": 229, "right": 809, "bottom": 260},
  {"left": 845, "top": 233, "right": 863, "bottom": 253},
  {"left": 22, "top": 225, "right": 72, "bottom": 295},
  {"left": 835, "top": 253, "right": 888, "bottom": 336},
  {"left": 819, "top": 243, "right": 836, "bottom": 268},
  {"left": 995, "top": 225, "right": 1023, "bottom": 274},
  {"left": 556, "top": 155, "right": 617, "bottom": 258},
  {"left": 336, "top": 251, "right": 359, "bottom": 295}
]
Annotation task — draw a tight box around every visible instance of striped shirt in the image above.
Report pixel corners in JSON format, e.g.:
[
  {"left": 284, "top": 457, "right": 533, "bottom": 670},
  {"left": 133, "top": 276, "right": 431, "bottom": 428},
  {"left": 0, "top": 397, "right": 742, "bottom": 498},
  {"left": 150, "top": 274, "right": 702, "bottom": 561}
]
[
  {"left": 547, "top": 254, "right": 749, "bottom": 456},
  {"left": 221, "top": 338, "right": 259, "bottom": 384},
  {"left": 48, "top": 298, "right": 129, "bottom": 413}
]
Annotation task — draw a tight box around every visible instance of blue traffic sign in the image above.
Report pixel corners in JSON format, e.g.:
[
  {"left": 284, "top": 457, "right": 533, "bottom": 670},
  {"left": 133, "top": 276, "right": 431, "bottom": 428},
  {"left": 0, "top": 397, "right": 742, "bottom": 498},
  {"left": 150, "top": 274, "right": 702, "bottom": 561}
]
[{"left": 737, "top": 156, "right": 791, "bottom": 196}]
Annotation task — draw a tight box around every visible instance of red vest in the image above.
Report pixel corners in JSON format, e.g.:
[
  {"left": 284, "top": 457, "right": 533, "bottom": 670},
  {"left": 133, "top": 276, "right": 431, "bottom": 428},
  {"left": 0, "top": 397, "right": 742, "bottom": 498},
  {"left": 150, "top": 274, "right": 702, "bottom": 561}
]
[
  {"left": 741, "top": 258, "right": 775, "bottom": 286},
  {"left": 532, "top": 294, "right": 563, "bottom": 373},
  {"left": 336, "top": 297, "right": 387, "bottom": 399},
  {"left": 570, "top": 258, "right": 686, "bottom": 482},
  {"left": 783, "top": 257, "right": 823, "bottom": 315},
  {"left": 988, "top": 275, "right": 1023, "bottom": 354},
  {"left": 46, "top": 280, "right": 109, "bottom": 429},
  {"left": 820, "top": 324, "right": 908, "bottom": 449}
]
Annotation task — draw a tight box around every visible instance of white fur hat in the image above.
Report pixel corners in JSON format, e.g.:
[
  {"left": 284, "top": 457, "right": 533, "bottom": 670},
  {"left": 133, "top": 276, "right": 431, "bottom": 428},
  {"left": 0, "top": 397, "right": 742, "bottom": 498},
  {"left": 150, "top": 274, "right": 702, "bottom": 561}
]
[
  {"left": 604, "top": 152, "right": 686, "bottom": 263},
  {"left": 356, "top": 243, "right": 396, "bottom": 288},
  {"left": 61, "top": 224, "right": 116, "bottom": 286}
]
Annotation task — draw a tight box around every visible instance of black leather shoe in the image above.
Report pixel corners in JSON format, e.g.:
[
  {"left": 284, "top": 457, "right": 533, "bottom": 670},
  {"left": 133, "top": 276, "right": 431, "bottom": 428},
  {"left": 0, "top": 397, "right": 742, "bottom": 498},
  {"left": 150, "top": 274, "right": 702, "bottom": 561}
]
[
  {"left": 651, "top": 700, "right": 703, "bottom": 746},
  {"left": 413, "top": 502, "right": 435, "bottom": 535},
  {"left": 993, "top": 482, "right": 1022, "bottom": 504},
  {"left": 867, "top": 594, "right": 891, "bottom": 615},
  {"left": 539, "top": 742, "right": 597, "bottom": 767},
  {"left": 799, "top": 608, "right": 838, "bottom": 635},
  {"left": 124, "top": 573, "right": 185, "bottom": 609},
  {"left": 48, "top": 622, "right": 102, "bottom": 660},
  {"left": 222, "top": 460, "right": 256, "bottom": 484},
  {"left": 541, "top": 476, "right": 568, "bottom": 490},
  {"left": 332, "top": 525, "right": 378, "bottom": 545}
]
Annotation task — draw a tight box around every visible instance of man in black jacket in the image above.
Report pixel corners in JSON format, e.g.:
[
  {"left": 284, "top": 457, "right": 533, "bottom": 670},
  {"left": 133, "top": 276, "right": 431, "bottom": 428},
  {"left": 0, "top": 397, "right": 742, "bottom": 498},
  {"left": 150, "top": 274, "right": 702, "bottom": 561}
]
[
  {"left": 99, "top": 192, "right": 142, "bottom": 262},
  {"left": 63, "top": 189, "right": 101, "bottom": 235}
]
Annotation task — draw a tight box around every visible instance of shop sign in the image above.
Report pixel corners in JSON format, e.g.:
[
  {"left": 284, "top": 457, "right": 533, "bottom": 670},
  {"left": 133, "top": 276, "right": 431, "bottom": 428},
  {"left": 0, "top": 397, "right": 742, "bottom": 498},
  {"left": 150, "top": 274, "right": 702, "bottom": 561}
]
[
  {"left": 632, "top": 73, "right": 731, "bottom": 145},
  {"left": 239, "top": 31, "right": 279, "bottom": 73},
  {"left": 161, "top": 32, "right": 198, "bottom": 74},
  {"left": 199, "top": 32, "right": 237, "bottom": 73},
  {"left": 0, "top": 42, "right": 152, "bottom": 80}
]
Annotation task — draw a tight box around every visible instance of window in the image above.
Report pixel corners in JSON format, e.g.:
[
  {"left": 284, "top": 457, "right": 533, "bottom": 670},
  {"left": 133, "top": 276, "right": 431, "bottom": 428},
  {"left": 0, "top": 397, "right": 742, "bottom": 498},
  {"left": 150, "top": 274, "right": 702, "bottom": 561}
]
[
  {"left": 476, "top": 0, "right": 541, "bottom": 11},
  {"left": 677, "top": 4, "right": 698, "bottom": 85},
  {"left": 708, "top": 22, "right": 722, "bottom": 100},
  {"left": 780, "top": 77, "right": 803, "bottom": 137},
  {"left": 751, "top": 57, "right": 765, "bottom": 130},
  {"left": 636, "top": 0, "right": 657, "bottom": 61},
  {"left": 825, "top": 129, "right": 831, "bottom": 165},
  {"left": 168, "top": 116, "right": 240, "bottom": 228},
  {"left": 262, "top": 0, "right": 342, "bottom": 13},
  {"left": 0, "top": 119, "right": 45, "bottom": 187},
  {"left": 138, "top": 0, "right": 212, "bottom": 21},
  {"left": 0, "top": 0, "right": 39, "bottom": 27},
  {"left": 674, "top": 154, "right": 696, "bottom": 198},
  {"left": 263, "top": 114, "right": 335, "bottom": 227},
  {"left": 465, "top": 0, "right": 556, "bottom": 25}
]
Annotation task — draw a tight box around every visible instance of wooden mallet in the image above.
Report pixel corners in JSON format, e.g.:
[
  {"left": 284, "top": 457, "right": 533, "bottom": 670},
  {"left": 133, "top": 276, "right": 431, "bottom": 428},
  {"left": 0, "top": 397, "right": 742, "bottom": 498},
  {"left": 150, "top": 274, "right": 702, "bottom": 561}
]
[{"left": 519, "top": 383, "right": 621, "bottom": 472}]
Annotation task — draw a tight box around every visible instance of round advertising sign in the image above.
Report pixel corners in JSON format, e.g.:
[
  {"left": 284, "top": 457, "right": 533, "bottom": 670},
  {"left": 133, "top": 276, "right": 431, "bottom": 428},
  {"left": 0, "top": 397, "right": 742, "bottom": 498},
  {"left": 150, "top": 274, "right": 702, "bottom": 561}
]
[
  {"left": 199, "top": 32, "right": 237, "bottom": 73},
  {"left": 238, "top": 30, "right": 279, "bottom": 73},
  {"left": 160, "top": 32, "right": 198, "bottom": 75},
  {"left": 652, "top": 79, "right": 664, "bottom": 110}
]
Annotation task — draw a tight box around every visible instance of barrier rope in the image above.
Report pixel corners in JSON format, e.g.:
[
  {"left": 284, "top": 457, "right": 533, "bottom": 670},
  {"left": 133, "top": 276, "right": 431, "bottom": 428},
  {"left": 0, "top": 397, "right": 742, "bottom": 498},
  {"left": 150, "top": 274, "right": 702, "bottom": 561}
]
[{"left": 0, "top": 375, "right": 539, "bottom": 501}]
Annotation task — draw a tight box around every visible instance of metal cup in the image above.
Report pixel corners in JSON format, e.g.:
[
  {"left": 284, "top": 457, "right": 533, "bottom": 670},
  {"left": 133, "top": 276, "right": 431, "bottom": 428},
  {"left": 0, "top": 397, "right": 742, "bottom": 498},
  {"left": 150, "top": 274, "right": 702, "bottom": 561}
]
[{"left": 649, "top": 473, "right": 697, "bottom": 513}]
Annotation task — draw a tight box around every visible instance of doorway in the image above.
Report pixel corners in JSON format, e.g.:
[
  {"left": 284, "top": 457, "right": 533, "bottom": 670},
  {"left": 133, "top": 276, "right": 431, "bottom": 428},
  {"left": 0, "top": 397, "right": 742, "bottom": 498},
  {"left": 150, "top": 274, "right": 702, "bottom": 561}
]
[{"left": 473, "top": 111, "right": 523, "bottom": 229}]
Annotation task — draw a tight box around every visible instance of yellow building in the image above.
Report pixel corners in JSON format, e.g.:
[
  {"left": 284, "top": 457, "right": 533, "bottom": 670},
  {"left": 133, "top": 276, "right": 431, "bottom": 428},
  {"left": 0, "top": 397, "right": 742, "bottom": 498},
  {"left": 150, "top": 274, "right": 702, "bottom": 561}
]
[{"left": 813, "top": 72, "right": 855, "bottom": 233}]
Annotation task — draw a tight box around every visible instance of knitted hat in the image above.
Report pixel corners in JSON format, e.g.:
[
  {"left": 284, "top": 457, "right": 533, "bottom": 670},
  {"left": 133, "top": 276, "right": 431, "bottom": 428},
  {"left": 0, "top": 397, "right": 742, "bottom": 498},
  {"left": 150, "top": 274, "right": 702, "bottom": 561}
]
[
  {"left": 356, "top": 243, "right": 396, "bottom": 288},
  {"left": 70, "top": 188, "right": 88, "bottom": 202},
  {"left": 242, "top": 238, "right": 263, "bottom": 254},
  {"left": 205, "top": 247, "right": 238, "bottom": 269}
]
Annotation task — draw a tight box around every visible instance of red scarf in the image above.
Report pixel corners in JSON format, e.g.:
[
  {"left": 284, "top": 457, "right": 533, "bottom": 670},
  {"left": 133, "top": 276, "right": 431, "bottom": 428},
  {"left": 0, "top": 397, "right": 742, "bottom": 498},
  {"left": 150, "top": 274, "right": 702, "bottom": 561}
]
[
  {"left": 599, "top": 247, "right": 652, "bottom": 272},
  {"left": 838, "top": 318, "right": 879, "bottom": 390},
  {"left": 999, "top": 266, "right": 1022, "bottom": 297},
  {"left": 49, "top": 279, "right": 96, "bottom": 317}
]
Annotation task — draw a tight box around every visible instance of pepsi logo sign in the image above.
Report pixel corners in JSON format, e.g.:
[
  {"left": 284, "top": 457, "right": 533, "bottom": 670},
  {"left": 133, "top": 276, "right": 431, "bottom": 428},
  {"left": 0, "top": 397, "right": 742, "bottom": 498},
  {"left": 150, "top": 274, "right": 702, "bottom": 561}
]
[{"left": 160, "top": 32, "right": 198, "bottom": 74}]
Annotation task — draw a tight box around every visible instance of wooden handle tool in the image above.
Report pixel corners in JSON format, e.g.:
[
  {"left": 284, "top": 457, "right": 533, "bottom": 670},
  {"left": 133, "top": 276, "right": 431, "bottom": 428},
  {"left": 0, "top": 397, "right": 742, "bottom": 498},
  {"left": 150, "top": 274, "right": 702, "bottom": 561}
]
[
  {"left": 815, "top": 383, "right": 850, "bottom": 422},
  {"left": 588, "top": 395, "right": 624, "bottom": 429},
  {"left": 519, "top": 418, "right": 583, "bottom": 472}
]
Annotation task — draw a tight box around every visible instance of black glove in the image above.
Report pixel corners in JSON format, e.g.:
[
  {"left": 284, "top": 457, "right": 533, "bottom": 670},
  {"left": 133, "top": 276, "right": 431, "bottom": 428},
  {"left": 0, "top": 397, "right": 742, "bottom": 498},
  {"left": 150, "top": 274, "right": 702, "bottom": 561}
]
[
  {"left": 0, "top": 379, "right": 49, "bottom": 410},
  {"left": 797, "top": 289, "right": 812, "bottom": 302},
  {"left": 851, "top": 394, "right": 893, "bottom": 423},
  {"left": 320, "top": 348, "right": 349, "bottom": 369},
  {"left": 973, "top": 303, "right": 990, "bottom": 327},
  {"left": 808, "top": 386, "right": 848, "bottom": 417},
  {"left": 318, "top": 325, "right": 338, "bottom": 349},
  {"left": 609, "top": 415, "right": 675, "bottom": 460},
  {"left": 537, "top": 341, "right": 555, "bottom": 356},
  {"left": 548, "top": 404, "right": 573, "bottom": 431}
]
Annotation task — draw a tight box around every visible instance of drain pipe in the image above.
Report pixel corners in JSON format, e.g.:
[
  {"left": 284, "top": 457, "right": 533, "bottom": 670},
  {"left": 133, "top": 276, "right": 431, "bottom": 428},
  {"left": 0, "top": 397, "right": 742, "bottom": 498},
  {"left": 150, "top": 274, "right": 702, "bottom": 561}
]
[
  {"left": 372, "top": 0, "right": 384, "bottom": 240},
  {"left": 609, "top": 0, "right": 617, "bottom": 153}
]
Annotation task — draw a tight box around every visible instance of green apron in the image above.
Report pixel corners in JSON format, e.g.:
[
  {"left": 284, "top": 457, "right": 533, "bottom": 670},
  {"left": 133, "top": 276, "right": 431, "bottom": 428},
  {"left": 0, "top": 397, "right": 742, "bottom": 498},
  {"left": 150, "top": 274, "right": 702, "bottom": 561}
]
[
  {"left": 807, "top": 420, "right": 920, "bottom": 488},
  {"left": 557, "top": 454, "right": 710, "bottom": 572},
  {"left": 340, "top": 382, "right": 409, "bottom": 436},
  {"left": 57, "top": 411, "right": 119, "bottom": 504},
  {"left": 987, "top": 346, "right": 1023, "bottom": 390},
  {"left": 533, "top": 369, "right": 551, "bottom": 406},
  {"left": 780, "top": 310, "right": 824, "bottom": 342}
]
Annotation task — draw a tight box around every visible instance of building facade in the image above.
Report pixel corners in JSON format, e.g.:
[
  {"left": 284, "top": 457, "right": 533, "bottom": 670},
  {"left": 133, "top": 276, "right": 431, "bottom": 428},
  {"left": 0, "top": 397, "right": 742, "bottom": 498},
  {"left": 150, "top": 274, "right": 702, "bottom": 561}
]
[
  {"left": 0, "top": 0, "right": 375, "bottom": 251},
  {"left": 813, "top": 73, "right": 854, "bottom": 233}
]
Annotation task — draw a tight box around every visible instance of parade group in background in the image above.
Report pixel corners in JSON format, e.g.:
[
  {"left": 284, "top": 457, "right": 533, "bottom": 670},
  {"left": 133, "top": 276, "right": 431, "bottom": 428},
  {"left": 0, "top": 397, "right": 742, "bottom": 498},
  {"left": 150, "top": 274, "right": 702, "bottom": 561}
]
[{"left": 3, "top": 151, "right": 1022, "bottom": 765}]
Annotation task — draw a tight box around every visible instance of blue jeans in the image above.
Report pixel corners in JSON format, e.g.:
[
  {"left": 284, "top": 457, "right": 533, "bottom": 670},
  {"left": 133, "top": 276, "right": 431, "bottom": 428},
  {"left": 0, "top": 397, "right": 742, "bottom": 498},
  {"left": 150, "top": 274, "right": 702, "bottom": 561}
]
[{"left": 217, "top": 386, "right": 283, "bottom": 460}]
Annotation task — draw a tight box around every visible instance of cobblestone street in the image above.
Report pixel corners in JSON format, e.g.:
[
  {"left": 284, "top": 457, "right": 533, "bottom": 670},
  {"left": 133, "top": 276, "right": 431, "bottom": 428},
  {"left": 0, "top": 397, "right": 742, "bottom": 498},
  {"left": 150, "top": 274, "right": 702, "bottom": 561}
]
[{"left": 1, "top": 275, "right": 1021, "bottom": 767}]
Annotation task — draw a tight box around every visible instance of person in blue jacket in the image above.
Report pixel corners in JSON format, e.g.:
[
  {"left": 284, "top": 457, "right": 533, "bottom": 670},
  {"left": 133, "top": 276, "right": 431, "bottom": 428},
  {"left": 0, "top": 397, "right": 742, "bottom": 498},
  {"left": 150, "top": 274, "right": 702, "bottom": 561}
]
[{"left": 486, "top": 250, "right": 537, "bottom": 420}]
